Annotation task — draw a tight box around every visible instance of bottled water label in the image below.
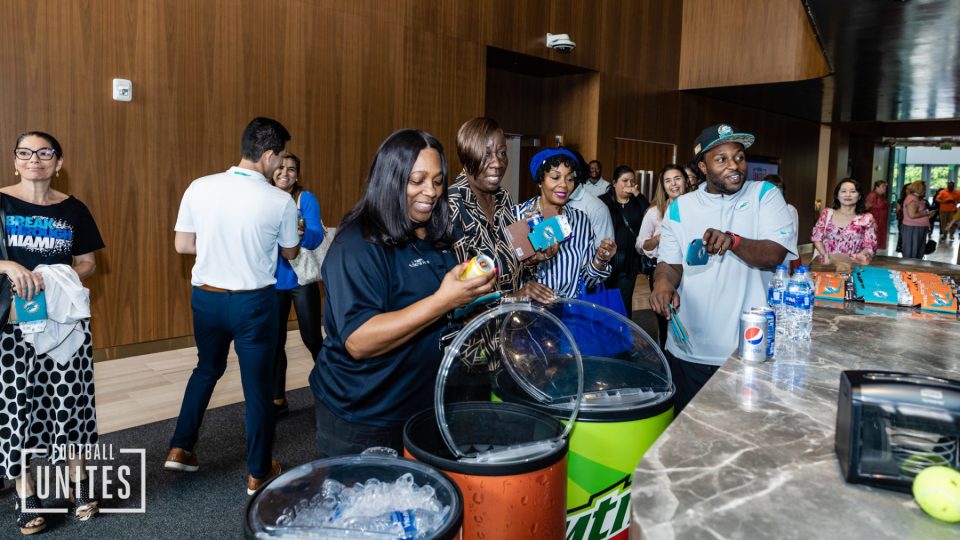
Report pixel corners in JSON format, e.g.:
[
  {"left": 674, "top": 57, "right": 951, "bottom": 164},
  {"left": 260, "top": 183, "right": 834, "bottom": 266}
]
[
  {"left": 784, "top": 292, "right": 811, "bottom": 309},
  {"left": 390, "top": 510, "right": 418, "bottom": 539},
  {"left": 768, "top": 289, "right": 783, "bottom": 305}
]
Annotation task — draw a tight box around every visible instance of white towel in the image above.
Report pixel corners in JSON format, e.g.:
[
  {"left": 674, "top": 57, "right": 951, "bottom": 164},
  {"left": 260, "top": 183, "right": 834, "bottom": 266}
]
[{"left": 23, "top": 264, "right": 90, "bottom": 365}]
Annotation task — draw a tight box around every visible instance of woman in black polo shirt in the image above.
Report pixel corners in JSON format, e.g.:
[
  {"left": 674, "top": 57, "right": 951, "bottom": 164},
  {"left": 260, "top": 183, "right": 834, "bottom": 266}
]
[{"left": 309, "top": 129, "right": 495, "bottom": 456}]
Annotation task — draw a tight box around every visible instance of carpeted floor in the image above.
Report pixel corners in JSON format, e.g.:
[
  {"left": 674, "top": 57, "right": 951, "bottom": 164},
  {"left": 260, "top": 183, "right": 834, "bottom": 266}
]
[{"left": 1, "top": 387, "right": 320, "bottom": 539}]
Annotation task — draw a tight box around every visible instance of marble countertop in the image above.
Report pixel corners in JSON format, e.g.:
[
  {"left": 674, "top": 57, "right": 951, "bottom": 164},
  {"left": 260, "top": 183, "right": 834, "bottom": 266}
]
[{"left": 630, "top": 301, "right": 960, "bottom": 539}]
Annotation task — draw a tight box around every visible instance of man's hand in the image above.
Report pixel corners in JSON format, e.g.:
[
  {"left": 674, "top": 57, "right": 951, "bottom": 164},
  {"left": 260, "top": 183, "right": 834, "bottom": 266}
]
[
  {"left": 702, "top": 228, "right": 733, "bottom": 256},
  {"left": 649, "top": 279, "right": 680, "bottom": 318}
]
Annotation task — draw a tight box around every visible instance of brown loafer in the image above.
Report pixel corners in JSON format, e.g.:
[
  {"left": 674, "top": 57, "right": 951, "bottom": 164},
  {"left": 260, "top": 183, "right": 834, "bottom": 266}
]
[
  {"left": 246, "top": 459, "right": 281, "bottom": 495},
  {"left": 164, "top": 448, "right": 199, "bottom": 472}
]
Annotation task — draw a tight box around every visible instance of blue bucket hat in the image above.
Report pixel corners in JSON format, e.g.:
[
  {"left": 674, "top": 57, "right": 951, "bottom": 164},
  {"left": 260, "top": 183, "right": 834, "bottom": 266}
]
[
  {"left": 692, "top": 123, "right": 755, "bottom": 160},
  {"left": 529, "top": 148, "right": 578, "bottom": 181}
]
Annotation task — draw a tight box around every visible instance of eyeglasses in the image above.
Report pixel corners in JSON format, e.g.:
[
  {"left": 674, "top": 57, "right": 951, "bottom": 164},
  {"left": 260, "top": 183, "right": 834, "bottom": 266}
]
[{"left": 14, "top": 147, "right": 58, "bottom": 161}]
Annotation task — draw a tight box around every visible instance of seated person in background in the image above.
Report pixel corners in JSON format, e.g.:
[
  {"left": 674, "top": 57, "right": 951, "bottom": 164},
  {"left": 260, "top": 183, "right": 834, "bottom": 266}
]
[
  {"left": 812, "top": 178, "right": 877, "bottom": 270},
  {"left": 309, "top": 129, "right": 495, "bottom": 456},
  {"left": 514, "top": 148, "right": 616, "bottom": 299}
]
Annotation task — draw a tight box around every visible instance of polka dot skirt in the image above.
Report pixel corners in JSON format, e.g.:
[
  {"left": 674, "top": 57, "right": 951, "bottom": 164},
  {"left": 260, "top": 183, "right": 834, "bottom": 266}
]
[{"left": 0, "top": 320, "right": 98, "bottom": 479}]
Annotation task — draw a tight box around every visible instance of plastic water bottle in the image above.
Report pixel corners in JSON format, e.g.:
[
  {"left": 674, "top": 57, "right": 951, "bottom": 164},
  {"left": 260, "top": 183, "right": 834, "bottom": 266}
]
[
  {"left": 783, "top": 267, "right": 813, "bottom": 342},
  {"left": 798, "top": 266, "right": 815, "bottom": 340},
  {"left": 339, "top": 508, "right": 445, "bottom": 539},
  {"left": 768, "top": 265, "right": 789, "bottom": 338}
]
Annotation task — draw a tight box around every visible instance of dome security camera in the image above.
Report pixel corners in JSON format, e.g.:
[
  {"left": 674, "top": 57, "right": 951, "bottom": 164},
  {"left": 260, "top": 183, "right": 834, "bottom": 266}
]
[{"left": 546, "top": 33, "right": 576, "bottom": 54}]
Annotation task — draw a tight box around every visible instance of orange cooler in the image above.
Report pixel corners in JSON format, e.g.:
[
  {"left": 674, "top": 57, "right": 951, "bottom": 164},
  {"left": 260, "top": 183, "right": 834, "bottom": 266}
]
[
  {"left": 404, "top": 303, "right": 586, "bottom": 540},
  {"left": 404, "top": 403, "right": 568, "bottom": 539}
]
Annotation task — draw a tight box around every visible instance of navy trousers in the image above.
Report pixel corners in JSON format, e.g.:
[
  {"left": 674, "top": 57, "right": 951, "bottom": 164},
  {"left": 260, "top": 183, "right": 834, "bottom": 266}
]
[{"left": 170, "top": 287, "right": 279, "bottom": 478}]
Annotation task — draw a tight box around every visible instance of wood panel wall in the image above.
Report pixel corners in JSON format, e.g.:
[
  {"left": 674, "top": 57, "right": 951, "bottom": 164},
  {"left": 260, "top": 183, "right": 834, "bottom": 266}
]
[
  {"left": 0, "top": 0, "right": 827, "bottom": 351},
  {"left": 678, "top": 93, "right": 822, "bottom": 243},
  {"left": 679, "top": 0, "right": 830, "bottom": 90}
]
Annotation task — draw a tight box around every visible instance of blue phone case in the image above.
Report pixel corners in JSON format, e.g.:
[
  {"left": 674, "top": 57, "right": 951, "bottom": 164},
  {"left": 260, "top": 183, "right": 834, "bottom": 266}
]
[
  {"left": 686, "top": 239, "right": 709, "bottom": 266},
  {"left": 14, "top": 291, "right": 47, "bottom": 322}
]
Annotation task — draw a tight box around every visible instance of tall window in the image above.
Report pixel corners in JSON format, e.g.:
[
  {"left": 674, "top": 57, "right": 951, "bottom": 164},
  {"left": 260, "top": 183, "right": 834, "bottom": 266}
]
[
  {"left": 903, "top": 165, "right": 923, "bottom": 184},
  {"left": 930, "top": 166, "right": 952, "bottom": 191}
]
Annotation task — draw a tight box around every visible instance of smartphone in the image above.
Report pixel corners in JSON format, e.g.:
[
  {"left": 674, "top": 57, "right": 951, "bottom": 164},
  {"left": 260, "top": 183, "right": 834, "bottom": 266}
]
[{"left": 685, "top": 238, "right": 709, "bottom": 266}]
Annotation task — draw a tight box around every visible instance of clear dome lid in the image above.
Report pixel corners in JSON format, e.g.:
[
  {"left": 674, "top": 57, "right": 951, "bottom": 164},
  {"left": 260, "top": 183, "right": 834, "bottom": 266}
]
[
  {"left": 434, "top": 302, "right": 584, "bottom": 464},
  {"left": 527, "top": 299, "right": 673, "bottom": 412}
]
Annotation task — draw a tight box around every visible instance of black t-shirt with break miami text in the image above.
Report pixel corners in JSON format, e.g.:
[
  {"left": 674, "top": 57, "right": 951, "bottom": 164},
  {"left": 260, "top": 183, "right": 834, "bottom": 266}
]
[{"left": 2, "top": 194, "right": 105, "bottom": 271}]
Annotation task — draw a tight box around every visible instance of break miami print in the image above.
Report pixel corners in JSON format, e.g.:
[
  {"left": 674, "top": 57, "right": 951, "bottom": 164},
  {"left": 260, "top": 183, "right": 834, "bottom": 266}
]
[{"left": 6, "top": 214, "right": 74, "bottom": 255}]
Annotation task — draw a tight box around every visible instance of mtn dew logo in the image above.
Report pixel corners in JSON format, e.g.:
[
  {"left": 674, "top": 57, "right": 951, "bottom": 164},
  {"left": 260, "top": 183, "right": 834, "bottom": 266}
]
[{"left": 565, "top": 476, "right": 631, "bottom": 540}]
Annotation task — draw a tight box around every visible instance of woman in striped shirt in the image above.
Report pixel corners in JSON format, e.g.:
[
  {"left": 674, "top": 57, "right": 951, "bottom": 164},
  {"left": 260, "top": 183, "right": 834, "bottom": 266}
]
[{"left": 515, "top": 148, "right": 616, "bottom": 298}]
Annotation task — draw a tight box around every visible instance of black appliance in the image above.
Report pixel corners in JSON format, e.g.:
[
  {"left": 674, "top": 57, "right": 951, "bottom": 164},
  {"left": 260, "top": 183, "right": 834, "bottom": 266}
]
[{"left": 835, "top": 370, "right": 960, "bottom": 493}]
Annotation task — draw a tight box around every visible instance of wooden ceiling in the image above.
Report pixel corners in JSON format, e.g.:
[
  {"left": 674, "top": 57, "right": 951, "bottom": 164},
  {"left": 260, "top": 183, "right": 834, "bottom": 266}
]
[
  {"left": 688, "top": 0, "right": 960, "bottom": 126},
  {"left": 806, "top": 0, "right": 960, "bottom": 122}
]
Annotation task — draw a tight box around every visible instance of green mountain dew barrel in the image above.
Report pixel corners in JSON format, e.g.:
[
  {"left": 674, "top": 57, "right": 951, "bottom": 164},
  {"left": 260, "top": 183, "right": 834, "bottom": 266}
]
[{"left": 493, "top": 358, "right": 673, "bottom": 540}]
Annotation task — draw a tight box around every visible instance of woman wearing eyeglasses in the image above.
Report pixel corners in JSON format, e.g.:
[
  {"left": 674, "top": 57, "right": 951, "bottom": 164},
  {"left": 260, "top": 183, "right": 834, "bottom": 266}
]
[{"left": 1, "top": 132, "right": 105, "bottom": 534}]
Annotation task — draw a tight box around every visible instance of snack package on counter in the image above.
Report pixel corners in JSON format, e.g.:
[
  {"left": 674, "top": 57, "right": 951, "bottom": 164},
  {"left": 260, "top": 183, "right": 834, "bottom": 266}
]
[
  {"left": 921, "top": 292, "right": 958, "bottom": 313},
  {"left": 815, "top": 275, "right": 846, "bottom": 301},
  {"left": 854, "top": 268, "right": 901, "bottom": 305}
]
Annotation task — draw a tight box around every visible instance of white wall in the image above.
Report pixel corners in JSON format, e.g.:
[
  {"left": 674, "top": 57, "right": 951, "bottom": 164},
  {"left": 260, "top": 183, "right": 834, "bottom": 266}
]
[
  {"left": 502, "top": 135, "right": 521, "bottom": 202},
  {"left": 905, "top": 146, "right": 960, "bottom": 165}
]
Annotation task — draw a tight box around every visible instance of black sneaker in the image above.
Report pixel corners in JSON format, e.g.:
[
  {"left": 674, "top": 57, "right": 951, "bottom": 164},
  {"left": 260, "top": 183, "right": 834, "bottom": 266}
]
[{"left": 274, "top": 401, "right": 289, "bottom": 418}]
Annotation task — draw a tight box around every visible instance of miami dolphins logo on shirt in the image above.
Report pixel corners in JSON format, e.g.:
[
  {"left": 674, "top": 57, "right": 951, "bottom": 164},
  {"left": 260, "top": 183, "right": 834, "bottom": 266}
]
[{"left": 735, "top": 201, "right": 751, "bottom": 211}]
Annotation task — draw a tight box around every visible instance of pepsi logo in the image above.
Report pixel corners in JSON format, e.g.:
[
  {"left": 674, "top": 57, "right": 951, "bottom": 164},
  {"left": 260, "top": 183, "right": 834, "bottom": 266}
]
[{"left": 743, "top": 326, "right": 764, "bottom": 345}]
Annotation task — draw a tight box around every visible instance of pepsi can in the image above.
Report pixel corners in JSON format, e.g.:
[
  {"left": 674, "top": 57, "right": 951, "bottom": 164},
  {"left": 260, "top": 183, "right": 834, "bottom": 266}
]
[
  {"left": 748, "top": 306, "right": 777, "bottom": 360},
  {"left": 739, "top": 310, "right": 767, "bottom": 362}
]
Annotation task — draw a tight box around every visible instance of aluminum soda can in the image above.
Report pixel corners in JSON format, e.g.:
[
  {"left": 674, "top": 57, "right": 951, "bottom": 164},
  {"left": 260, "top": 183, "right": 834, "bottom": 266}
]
[
  {"left": 739, "top": 310, "right": 768, "bottom": 362},
  {"left": 460, "top": 254, "right": 496, "bottom": 280},
  {"left": 748, "top": 306, "right": 777, "bottom": 360}
]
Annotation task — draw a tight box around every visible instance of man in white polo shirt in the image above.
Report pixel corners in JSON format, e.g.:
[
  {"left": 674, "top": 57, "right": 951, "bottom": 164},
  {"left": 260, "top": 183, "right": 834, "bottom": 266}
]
[
  {"left": 650, "top": 124, "right": 797, "bottom": 413},
  {"left": 581, "top": 159, "right": 610, "bottom": 197},
  {"left": 566, "top": 150, "right": 614, "bottom": 249},
  {"left": 166, "top": 117, "right": 301, "bottom": 495}
]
